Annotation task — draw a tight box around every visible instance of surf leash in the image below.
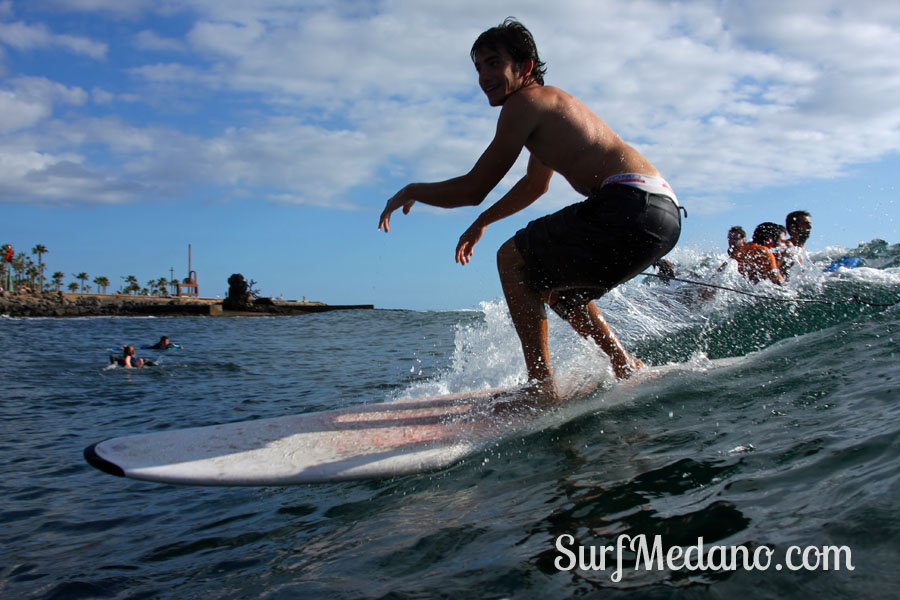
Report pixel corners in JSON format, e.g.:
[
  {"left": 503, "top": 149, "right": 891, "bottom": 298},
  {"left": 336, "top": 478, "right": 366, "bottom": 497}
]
[{"left": 640, "top": 272, "right": 900, "bottom": 308}]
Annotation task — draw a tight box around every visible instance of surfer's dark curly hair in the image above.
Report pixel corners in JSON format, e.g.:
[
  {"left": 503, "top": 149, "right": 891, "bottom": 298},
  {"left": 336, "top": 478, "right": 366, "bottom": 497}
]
[
  {"left": 752, "top": 222, "right": 787, "bottom": 245},
  {"left": 471, "top": 18, "right": 547, "bottom": 85}
]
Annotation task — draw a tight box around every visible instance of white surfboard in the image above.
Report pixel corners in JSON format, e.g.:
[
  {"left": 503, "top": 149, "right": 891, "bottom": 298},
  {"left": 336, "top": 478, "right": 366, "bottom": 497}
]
[
  {"left": 83, "top": 356, "right": 746, "bottom": 486},
  {"left": 84, "top": 378, "right": 599, "bottom": 486}
]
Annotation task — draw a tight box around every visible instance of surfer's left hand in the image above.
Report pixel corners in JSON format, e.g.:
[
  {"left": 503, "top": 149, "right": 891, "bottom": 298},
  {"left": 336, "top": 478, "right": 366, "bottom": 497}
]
[
  {"left": 456, "top": 222, "right": 486, "bottom": 265},
  {"left": 379, "top": 188, "right": 415, "bottom": 233}
]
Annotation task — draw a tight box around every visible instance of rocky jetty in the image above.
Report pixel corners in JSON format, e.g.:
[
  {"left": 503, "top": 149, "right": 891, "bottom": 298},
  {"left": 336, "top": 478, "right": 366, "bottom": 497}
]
[
  {"left": 1, "top": 291, "right": 214, "bottom": 317},
  {"left": 0, "top": 291, "right": 373, "bottom": 318}
]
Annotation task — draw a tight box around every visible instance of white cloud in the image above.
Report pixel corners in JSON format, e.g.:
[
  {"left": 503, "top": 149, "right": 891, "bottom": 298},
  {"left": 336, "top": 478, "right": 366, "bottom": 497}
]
[
  {"left": 0, "top": 88, "right": 49, "bottom": 133},
  {"left": 129, "top": 61, "right": 209, "bottom": 84},
  {"left": 527, "top": 1, "right": 900, "bottom": 208},
  {"left": 0, "top": 146, "right": 147, "bottom": 205},
  {"left": 91, "top": 87, "right": 140, "bottom": 105},
  {"left": 1, "top": 0, "right": 898, "bottom": 213},
  {"left": 0, "top": 76, "right": 87, "bottom": 133},
  {"left": 134, "top": 29, "right": 187, "bottom": 53},
  {"left": 189, "top": 119, "right": 381, "bottom": 208},
  {"left": 38, "top": 0, "right": 158, "bottom": 19},
  {"left": 0, "top": 112, "right": 387, "bottom": 207},
  {"left": 0, "top": 20, "right": 107, "bottom": 59}
]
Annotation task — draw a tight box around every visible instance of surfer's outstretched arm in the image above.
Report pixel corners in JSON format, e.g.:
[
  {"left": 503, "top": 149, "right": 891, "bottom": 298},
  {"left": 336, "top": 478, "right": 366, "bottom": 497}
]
[
  {"left": 456, "top": 156, "right": 552, "bottom": 265},
  {"left": 378, "top": 89, "right": 541, "bottom": 233}
]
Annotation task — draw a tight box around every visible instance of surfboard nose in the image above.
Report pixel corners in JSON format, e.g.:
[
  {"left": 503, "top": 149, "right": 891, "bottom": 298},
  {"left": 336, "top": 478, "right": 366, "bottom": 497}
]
[{"left": 84, "top": 442, "right": 125, "bottom": 477}]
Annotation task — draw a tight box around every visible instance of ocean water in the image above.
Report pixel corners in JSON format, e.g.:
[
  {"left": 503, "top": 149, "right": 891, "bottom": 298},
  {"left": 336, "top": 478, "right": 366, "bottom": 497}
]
[{"left": 1, "top": 241, "right": 899, "bottom": 599}]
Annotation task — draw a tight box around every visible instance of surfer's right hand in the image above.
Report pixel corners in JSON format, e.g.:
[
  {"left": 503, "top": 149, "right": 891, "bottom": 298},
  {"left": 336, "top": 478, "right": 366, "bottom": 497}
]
[{"left": 379, "top": 188, "right": 415, "bottom": 233}]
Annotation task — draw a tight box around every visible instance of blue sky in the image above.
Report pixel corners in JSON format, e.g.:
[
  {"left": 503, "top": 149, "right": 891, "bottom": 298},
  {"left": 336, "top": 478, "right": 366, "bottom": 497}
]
[{"left": 1, "top": 0, "right": 897, "bottom": 309}]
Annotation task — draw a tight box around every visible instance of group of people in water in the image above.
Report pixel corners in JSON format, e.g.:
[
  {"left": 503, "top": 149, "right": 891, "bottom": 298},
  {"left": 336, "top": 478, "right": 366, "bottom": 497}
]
[
  {"left": 109, "top": 336, "right": 179, "bottom": 368},
  {"left": 725, "top": 211, "right": 813, "bottom": 284}
]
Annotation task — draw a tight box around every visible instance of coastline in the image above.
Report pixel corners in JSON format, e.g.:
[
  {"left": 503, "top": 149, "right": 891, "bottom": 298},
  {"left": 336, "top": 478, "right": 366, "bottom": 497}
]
[{"left": 0, "top": 291, "right": 374, "bottom": 318}]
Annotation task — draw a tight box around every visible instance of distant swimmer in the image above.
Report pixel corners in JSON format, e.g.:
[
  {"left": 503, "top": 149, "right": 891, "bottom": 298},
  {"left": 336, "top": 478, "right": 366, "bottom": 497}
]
[
  {"left": 733, "top": 222, "right": 786, "bottom": 285},
  {"left": 109, "top": 345, "right": 156, "bottom": 368},
  {"left": 146, "top": 336, "right": 180, "bottom": 350}
]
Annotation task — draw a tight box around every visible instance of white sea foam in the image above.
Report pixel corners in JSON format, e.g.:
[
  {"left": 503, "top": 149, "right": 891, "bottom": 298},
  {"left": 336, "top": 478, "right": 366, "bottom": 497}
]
[{"left": 399, "top": 240, "right": 899, "bottom": 401}]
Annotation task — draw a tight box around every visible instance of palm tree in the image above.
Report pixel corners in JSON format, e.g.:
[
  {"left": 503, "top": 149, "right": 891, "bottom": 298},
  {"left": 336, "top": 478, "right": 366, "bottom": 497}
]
[
  {"left": 26, "top": 264, "right": 39, "bottom": 290},
  {"left": 93, "top": 276, "right": 110, "bottom": 295},
  {"left": 12, "top": 253, "right": 26, "bottom": 287},
  {"left": 52, "top": 271, "right": 65, "bottom": 291},
  {"left": 74, "top": 272, "right": 89, "bottom": 293},
  {"left": 156, "top": 277, "right": 169, "bottom": 297},
  {"left": 23, "top": 256, "right": 37, "bottom": 289},
  {"left": 31, "top": 244, "right": 48, "bottom": 292},
  {"left": 67, "top": 282, "right": 78, "bottom": 293},
  {"left": 123, "top": 275, "right": 140, "bottom": 295},
  {"left": 1, "top": 243, "right": 10, "bottom": 287}
]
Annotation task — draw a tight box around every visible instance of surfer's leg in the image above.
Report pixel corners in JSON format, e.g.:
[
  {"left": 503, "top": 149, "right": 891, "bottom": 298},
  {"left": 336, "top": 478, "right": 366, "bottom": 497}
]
[
  {"left": 562, "top": 301, "right": 643, "bottom": 379},
  {"left": 497, "top": 238, "right": 553, "bottom": 384}
]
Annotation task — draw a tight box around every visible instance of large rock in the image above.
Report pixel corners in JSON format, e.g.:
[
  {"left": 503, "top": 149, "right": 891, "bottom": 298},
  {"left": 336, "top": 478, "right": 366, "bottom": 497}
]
[{"left": 223, "top": 273, "right": 253, "bottom": 311}]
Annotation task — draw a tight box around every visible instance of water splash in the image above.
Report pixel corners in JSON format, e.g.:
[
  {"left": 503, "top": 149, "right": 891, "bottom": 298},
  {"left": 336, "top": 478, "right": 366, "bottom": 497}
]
[{"left": 399, "top": 239, "right": 900, "bottom": 400}]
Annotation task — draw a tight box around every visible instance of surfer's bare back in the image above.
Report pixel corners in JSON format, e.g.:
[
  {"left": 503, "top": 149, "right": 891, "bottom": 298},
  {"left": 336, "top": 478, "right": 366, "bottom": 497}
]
[{"left": 379, "top": 18, "right": 681, "bottom": 394}]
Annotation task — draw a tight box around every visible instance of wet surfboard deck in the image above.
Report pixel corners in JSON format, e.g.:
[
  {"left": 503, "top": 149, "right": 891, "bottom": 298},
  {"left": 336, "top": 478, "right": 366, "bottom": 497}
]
[
  {"left": 84, "top": 385, "right": 577, "bottom": 486},
  {"left": 83, "top": 357, "right": 744, "bottom": 486}
]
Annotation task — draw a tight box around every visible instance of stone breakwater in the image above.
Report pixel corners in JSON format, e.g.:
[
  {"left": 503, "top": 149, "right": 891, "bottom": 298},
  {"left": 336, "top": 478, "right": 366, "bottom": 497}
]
[
  {"left": 1, "top": 292, "right": 216, "bottom": 317},
  {"left": 0, "top": 292, "right": 374, "bottom": 318}
]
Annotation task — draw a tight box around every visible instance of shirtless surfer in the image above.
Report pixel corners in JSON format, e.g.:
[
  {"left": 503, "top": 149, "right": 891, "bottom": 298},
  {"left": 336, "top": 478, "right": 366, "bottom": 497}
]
[{"left": 379, "top": 19, "right": 682, "bottom": 398}]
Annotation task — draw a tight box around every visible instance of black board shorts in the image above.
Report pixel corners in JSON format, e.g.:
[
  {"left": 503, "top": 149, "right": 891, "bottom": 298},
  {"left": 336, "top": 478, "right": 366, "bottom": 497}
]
[{"left": 513, "top": 183, "right": 681, "bottom": 316}]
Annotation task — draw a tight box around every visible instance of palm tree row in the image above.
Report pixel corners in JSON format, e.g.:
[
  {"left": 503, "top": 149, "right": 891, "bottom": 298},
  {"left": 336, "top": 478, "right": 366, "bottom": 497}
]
[
  {"left": 2, "top": 243, "right": 49, "bottom": 293},
  {"left": 2, "top": 242, "right": 176, "bottom": 297}
]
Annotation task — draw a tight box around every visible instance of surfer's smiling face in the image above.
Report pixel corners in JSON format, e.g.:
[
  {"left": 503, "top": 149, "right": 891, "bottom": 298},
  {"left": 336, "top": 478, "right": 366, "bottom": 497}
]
[{"left": 473, "top": 47, "right": 532, "bottom": 106}]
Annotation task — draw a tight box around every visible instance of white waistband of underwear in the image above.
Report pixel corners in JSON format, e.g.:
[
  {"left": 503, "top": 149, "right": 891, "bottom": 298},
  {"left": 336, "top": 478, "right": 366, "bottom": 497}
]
[{"left": 601, "top": 173, "right": 678, "bottom": 206}]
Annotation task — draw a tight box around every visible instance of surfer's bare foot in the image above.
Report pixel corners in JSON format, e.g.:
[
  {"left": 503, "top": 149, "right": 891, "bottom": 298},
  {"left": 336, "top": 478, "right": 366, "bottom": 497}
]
[
  {"left": 612, "top": 356, "right": 644, "bottom": 380},
  {"left": 490, "top": 378, "right": 560, "bottom": 414}
]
